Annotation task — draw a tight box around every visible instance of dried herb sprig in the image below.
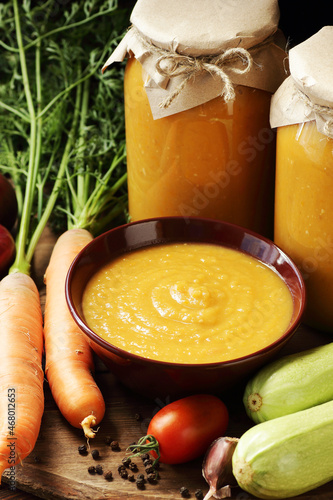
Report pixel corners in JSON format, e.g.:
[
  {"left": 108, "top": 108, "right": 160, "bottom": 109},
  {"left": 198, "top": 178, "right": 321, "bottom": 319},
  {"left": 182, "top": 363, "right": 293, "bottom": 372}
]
[{"left": 127, "top": 435, "right": 161, "bottom": 469}]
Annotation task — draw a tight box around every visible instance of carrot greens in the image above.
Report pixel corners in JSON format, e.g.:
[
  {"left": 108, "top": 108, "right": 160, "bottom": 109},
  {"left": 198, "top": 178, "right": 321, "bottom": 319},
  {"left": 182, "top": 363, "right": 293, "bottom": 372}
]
[{"left": 0, "top": 0, "right": 129, "bottom": 274}]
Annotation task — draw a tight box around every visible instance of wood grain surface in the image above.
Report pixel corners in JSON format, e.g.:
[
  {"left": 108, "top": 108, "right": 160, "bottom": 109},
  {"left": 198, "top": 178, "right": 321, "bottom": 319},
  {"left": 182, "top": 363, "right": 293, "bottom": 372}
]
[{"left": 0, "top": 229, "right": 332, "bottom": 499}]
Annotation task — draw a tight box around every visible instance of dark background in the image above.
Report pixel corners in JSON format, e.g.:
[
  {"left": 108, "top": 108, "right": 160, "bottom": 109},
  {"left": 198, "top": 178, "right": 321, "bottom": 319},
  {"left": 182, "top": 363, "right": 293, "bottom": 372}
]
[{"left": 278, "top": 1, "right": 329, "bottom": 47}]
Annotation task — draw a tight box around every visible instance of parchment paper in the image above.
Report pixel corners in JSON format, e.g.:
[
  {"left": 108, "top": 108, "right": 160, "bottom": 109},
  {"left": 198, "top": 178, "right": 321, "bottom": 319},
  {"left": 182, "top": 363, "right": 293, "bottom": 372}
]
[
  {"left": 103, "top": 0, "right": 288, "bottom": 119},
  {"left": 270, "top": 27, "right": 333, "bottom": 138}
]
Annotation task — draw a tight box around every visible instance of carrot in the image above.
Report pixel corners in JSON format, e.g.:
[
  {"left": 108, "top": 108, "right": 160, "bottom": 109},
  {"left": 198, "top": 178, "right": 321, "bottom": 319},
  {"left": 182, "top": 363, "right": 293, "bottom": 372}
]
[
  {"left": 0, "top": 273, "right": 44, "bottom": 480},
  {"left": 43, "top": 228, "right": 105, "bottom": 438}
]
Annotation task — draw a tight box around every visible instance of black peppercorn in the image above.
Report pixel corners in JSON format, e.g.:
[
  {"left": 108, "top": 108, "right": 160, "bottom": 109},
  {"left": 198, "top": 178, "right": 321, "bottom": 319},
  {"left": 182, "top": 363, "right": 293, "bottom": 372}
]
[
  {"left": 134, "top": 412, "right": 142, "bottom": 421},
  {"left": 88, "top": 466, "right": 96, "bottom": 475},
  {"left": 136, "top": 477, "right": 145, "bottom": 489},
  {"left": 110, "top": 440, "right": 120, "bottom": 451},
  {"left": 145, "top": 465, "right": 155, "bottom": 475},
  {"left": 128, "top": 473, "right": 135, "bottom": 482},
  {"left": 128, "top": 461, "right": 138, "bottom": 471},
  {"left": 122, "top": 457, "right": 131, "bottom": 467},
  {"left": 91, "top": 449, "right": 100, "bottom": 460},
  {"left": 143, "top": 458, "right": 153, "bottom": 467},
  {"left": 104, "top": 471, "right": 113, "bottom": 481},
  {"left": 95, "top": 464, "right": 103, "bottom": 475},
  {"left": 147, "top": 472, "right": 157, "bottom": 484},
  {"left": 137, "top": 473, "right": 145, "bottom": 482},
  {"left": 195, "top": 489, "right": 204, "bottom": 500},
  {"left": 120, "top": 469, "right": 128, "bottom": 479},
  {"left": 78, "top": 444, "right": 88, "bottom": 455},
  {"left": 140, "top": 453, "right": 150, "bottom": 461},
  {"left": 180, "top": 486, "right": 190, "bottom": 498}
]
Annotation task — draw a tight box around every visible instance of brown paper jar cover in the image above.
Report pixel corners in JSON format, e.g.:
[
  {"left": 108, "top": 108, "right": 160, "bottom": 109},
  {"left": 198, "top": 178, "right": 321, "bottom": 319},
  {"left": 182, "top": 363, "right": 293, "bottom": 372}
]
[
  {"left": 270, "top": 27, "right": 333, "bottom": 138},
  {"left": 103, "top": 0, "right": 287, "bottom": 119}
]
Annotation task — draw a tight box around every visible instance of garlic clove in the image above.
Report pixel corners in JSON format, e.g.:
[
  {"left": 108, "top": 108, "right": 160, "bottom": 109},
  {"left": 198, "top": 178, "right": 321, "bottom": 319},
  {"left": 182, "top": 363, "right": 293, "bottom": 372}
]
[{"left": 202, "top": 436, "right": 239, "bottom": 500}]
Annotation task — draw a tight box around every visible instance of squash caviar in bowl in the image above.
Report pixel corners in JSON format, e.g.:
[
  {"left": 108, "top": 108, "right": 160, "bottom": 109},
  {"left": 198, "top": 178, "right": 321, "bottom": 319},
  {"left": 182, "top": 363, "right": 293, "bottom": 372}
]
[{"left": 66, "top": 217, "right": 305, "bottom": 399}]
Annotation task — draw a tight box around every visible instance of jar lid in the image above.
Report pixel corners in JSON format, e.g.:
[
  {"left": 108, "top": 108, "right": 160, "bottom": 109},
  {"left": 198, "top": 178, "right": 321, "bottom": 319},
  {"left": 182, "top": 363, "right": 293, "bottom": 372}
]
[
  {"left": 130, "top": 0, "right": 279, "bottom": 57},
  {"left": 103, "top": 0, "right": 287, "bottom": 119},
  {"left": 270, "top": 27, "right": 333, "bottom": 138}
]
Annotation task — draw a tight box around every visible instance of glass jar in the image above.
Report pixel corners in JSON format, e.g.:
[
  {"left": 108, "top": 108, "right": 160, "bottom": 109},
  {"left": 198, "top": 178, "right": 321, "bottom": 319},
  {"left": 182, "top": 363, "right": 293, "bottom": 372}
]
[
  {"left": 274, "top": 121, "right": 333, "bottom": 331},
  {"left": 124, "top": 56, "right": 276, "bottom": 238}
]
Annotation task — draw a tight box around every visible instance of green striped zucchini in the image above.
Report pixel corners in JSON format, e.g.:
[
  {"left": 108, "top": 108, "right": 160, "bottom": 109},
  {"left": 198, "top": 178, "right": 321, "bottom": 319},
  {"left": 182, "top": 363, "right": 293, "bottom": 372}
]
[
  {"left": 232, "top": 400, "right": 333, "bottom": 499},
  {"left": 243, "top": 342, "right": 333, "bottom": 423}
]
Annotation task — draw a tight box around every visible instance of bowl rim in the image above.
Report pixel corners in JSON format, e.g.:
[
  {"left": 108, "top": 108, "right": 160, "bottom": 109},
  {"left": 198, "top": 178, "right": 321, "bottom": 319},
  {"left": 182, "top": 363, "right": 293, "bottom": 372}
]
[{"left": 65, "top": 216, "right": 306, "bottom": 368}]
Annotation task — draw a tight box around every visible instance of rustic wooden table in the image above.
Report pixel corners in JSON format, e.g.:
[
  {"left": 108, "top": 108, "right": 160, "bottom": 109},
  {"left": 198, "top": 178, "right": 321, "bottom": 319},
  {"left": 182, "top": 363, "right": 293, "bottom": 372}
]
[
  {"left": 1, "top": 324, "right": 332, "bottom": 500},
  {"left": 0, "top": 229, "right": 332, "bottom": 499}
]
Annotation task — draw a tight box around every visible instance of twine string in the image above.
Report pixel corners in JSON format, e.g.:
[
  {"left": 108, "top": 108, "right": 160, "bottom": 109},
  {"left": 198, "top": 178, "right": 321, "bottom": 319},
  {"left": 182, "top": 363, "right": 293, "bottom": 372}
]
[
  {"left": 130, "top": 26, "right": 277, "bottom": 109},
  {"left": 155, "top": 47, "right": 253, "bottom": 108},
  {"left": 297, "top": 87, "right": 333, "bottom": 137}
]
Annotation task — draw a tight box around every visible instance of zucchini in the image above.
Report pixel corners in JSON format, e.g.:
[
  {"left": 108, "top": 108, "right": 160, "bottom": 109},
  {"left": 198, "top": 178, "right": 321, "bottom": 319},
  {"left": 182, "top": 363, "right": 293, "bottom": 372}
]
[
  {"left": 243, "top": 342, "right": 333, "bottom": 423},
  {"left": 232, "top": 400, "right": 333, "bottom": 499}
]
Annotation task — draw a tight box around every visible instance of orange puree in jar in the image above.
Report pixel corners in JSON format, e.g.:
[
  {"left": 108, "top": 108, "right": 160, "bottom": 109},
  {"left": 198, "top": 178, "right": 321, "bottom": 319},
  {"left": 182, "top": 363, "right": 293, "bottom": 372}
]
[
  {"left": 124, "top": 57, "right": 276, "bottom": 238},
  {"left": 82, "top": 243, "right": 293, "bottom": 364},
  {"left": 274, "top": 121, "right": 333, "bottom": 331}
]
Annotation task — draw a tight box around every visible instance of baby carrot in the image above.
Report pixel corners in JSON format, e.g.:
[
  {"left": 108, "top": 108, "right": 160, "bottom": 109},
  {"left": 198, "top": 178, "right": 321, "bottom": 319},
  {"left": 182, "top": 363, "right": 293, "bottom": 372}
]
[
  {"left": 43, "top": 228, "right": 105, "bottom": 438},
  {"left": 0, "top": 273, "right": 44, "bottom": 480}
]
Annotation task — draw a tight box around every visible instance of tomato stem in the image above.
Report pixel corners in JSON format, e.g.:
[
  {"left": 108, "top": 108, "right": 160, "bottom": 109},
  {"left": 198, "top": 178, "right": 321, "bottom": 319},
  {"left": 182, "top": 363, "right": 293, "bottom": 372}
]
[{"left": 127, "top": 434, "right": 160, "bottom": 468}]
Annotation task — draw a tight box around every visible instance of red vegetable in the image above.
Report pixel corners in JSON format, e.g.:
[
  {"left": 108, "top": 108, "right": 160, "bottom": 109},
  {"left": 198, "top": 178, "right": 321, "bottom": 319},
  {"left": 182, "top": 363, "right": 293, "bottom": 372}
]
[
  {"left": 0, "top": 225, "right": 16, "bottom": 279},
  {"left": 130, "top": 394, "right": 229, "bottom": 465},
  {"left": 0, "top": 174, "right": 18, "bottom": 231}
]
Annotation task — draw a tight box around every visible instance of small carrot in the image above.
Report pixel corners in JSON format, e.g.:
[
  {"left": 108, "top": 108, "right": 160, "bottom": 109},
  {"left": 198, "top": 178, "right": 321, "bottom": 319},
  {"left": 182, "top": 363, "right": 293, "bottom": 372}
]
[
  {"left": 0, "top": 273, "right": 44, "bottom": 480},
  {"left": 43, "top": 228, "right": 105, "bottom": 438}
]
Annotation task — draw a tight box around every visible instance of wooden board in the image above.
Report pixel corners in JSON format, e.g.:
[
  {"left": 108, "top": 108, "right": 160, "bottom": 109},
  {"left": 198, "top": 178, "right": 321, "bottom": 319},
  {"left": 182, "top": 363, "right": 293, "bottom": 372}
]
[
  {"left": 0, "top": 324, "right": 332, "bottom": 500},
  {"left": 0, "top": 228, "right": 333, "bottom": 499}
]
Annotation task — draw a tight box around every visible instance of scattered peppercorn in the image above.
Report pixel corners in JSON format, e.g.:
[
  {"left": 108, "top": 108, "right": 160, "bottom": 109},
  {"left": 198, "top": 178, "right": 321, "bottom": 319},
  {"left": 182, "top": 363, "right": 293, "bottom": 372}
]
[
  {"left": 120, "top": 469, "right": 128, "bottom": 479},
  {"left": 145, "top": 465, "right": 155, "bottom": 475},
  {"left": 33, "top": 455, "right": 41, "bottom": 463},
  {"left": 104, "top": 471, "right": 113, "bottom": 481},
  {"left": 95, "top": 464, "right": 103, "bottom": 475},
  {"left": 140, "top": 453, "right": 150, "bottom": 462},
  {"left": 91, "top": 449, "right": 100, "bottom": 460},
  {"left": 118, "top": 464, "right": 126, "bottom": 473},
  {"left": 136, "top": 477, "right": 145, "bottom": 489},
  {"left": 134, "top": 412, "right": 142, "bottom": 421},
  {"left": 122, "top": 456, "right": 132, "bottom": 467},
  {"left": 195, "top": 489, "right": 204, "bottom": 500},
  {"left": 180, "top": 486, "right": 190, "bottom": 498},
  {"left": 128, "top": 461, "right": 138, "bottom": 471},
  {"left": 147, "top": 472, "right": 157, "bottom": 484},
  {"left": 78, "top": 444, "right": 88, "bottom": 456},
  {"left": 110, "top": 440, "right": 120, "bottom": 451},
  {"left": 128, "top": 473, "right": 135, "bottom": 482},
  {"left": 88, "top": 466, "right": 96, "bottom": 475},
  {"left": 143, "top": 458, "right": 153, "bottom": 467},
  {"left": 137, "top": 473, "right": 146, "bottom": 482}
]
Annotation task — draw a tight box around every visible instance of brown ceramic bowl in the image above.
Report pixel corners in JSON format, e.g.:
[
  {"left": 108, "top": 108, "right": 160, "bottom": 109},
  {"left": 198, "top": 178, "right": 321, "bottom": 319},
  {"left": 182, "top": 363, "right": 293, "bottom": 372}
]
[{"left": 65, "top": 217, "right": 306, "bottom": 399}]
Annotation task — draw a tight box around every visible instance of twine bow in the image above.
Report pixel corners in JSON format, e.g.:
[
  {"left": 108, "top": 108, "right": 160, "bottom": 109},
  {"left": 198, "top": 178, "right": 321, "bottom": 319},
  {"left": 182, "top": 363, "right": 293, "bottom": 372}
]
[
  {"left": 131, "top": 26, "right": 258, "bottom": 109},
  {"left": 156, "top": 47, "right": 253, "bottom": 109}
]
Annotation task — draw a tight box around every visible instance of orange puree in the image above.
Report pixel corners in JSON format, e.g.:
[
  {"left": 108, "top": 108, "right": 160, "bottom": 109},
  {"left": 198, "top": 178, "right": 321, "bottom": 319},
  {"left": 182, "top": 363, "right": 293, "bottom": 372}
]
[
  {"left": 274, "top": 121, "right": 333, "bottom": 331},
  {"left": 82, "top": 243, "right": 293, "bottom": 364},
  {"left": 124, "top": 57, "right": 276, "bottom": 238}
]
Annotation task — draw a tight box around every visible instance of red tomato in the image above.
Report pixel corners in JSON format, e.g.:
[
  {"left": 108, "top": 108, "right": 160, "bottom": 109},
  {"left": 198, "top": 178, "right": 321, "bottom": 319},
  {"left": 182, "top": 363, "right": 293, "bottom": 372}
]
[
  {"left": 0, "top": 225, "right": 16, "bottom": 279},
  {"left": 147, "top": 394, "right": 229, "bottom": 464},
  {"left": 0, "top": 173, "right": 18, "bottom": 230}
]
